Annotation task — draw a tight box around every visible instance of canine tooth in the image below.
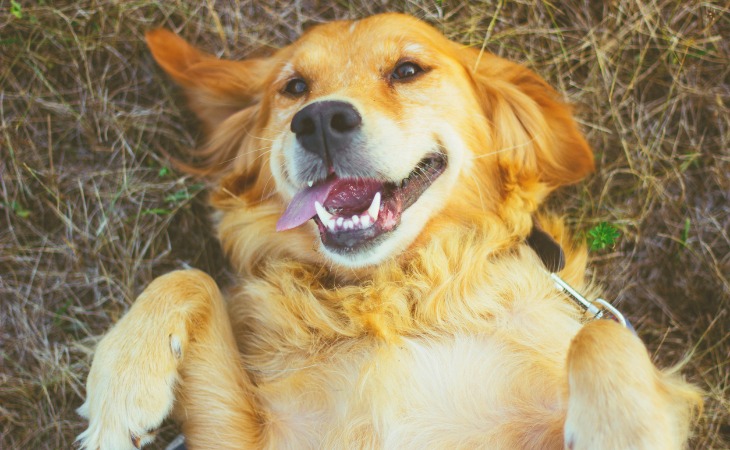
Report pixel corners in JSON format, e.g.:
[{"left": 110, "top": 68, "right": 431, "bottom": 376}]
[
  {"left": 368, "top": 192, "right": 381, "bottom": 221},
  {"left": 327, "top": 219, "right": 336, "bottom": 231},
  {"left": 314, "top": 201, "right": 333, "bottom": 223},
  {"left": 352, "top": 215, "right": 360, "bottom": 225},
  {"left": 307, "top": 180, "right": 314, "bottom": 187}
]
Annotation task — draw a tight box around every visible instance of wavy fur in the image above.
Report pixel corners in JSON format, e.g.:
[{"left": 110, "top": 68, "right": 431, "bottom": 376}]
[{"left": 78, "top": 13, "right": 700, "bottom": 450}]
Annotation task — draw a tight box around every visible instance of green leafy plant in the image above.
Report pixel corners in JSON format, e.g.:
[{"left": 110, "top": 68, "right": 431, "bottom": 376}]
[
  {"left": 587, "top": 222, "right": 621, "bottom": 251},
  {"left": 142, "top": 208, "right": 172, "bottom": 216},
  {"left": 4, "top": 200, "right": 30, "bottom": 218},
  {"left": 53, "top": 299, "right": 73, "bottom": 327},
  {"left": 164, "top": 183, "right": 204, "bottom": 203},
  {"left": 680, "top": 217, "right": 691, "bottom": 246},
  {"left": 10, "top": 0, "right": 22, "bottom": 19}
]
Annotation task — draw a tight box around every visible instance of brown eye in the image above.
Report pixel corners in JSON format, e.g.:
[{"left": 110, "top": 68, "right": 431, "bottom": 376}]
[
  {"left": 391, "top": 62, "right": 424, "bottom": 81},
  {"left": 284, "top": 78, "right": 308, "bottom": 96}
]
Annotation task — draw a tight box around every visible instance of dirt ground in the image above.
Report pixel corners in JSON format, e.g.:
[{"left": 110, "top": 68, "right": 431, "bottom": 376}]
[{"left": 1, "top": 1, "right": 728, "bottom": 448}]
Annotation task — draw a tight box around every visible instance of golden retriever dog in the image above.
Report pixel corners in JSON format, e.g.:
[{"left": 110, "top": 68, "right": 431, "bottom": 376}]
[{"left": 77, "top": 13, "right": 701, "bottom": 450}]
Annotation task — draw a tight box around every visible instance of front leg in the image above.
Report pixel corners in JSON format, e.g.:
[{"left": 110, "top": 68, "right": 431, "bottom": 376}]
[
  {"left": 564, "top": 320, "right": 701, "bottom": 450},
  {"left": 77, "top": 270, "right": 261, "bottom": 450}
]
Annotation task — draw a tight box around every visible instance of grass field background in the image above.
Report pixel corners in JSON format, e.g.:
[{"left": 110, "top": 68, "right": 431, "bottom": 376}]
[{"left": 1, "top": 1, "right": 728, "bottom": 448}]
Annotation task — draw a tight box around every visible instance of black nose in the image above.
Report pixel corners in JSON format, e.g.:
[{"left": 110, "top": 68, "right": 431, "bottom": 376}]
[{"left": 290, "top": 101, "right": 362, "bottom": 164}]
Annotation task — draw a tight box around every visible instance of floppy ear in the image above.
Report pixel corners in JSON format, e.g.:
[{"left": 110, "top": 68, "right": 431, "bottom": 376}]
[
  {"left": 145, "top": 29, "right": 272, "bottom": 132},
  {"left": 461, "top": 48, "right": 594, "bottom": 190}
]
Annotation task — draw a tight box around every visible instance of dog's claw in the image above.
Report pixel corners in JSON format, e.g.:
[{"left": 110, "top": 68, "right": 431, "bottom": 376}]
[
  {"left": 131, "top": 433, "right": 141, "bottom": 449},
  {"left": 170, "top": 335, "right": 182, "bottom": 359}
]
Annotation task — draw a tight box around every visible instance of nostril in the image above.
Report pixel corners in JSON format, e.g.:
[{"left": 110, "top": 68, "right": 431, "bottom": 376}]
[
  {"left": 330, "top": 109, "right": 361, "bottom": 133},
  {"left": 300, "top": 117, "right": 316, "bottom": 135},
  {"left": 291, "top": 113, "right": 316, "bottom": 136}
]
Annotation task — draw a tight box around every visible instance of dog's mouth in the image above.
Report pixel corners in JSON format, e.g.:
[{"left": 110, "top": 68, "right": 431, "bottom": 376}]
[{"left": 277, "top": 153, "right": 447, "bottom": 253}]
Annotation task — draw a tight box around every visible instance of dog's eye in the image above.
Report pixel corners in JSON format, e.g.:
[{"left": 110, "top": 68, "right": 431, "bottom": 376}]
[
  {"left": 284, "top": 78, "right": 308, "bottom": 96},
  {"left": 391, "top": 62, "right": 424, "bottom": 81}
]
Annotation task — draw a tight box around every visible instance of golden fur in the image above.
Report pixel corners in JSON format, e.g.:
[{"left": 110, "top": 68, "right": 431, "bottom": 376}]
[{"left": 78, "top": 14, "right": 701, "bottom": 450}]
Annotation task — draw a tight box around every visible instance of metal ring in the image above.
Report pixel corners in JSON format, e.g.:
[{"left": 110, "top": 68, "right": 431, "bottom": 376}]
[{"left": 593, "top": 298, "right": 628, "bottom": 328}]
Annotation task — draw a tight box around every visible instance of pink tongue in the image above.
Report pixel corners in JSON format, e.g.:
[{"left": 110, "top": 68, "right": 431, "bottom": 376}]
[{"left": 276, "top": 181, "right": 336, "bottom": 231}]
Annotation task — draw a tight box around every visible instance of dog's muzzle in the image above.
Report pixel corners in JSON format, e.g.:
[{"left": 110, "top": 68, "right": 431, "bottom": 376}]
[{"left": 291, "top": 100, "right": 362, "bottom": 167}]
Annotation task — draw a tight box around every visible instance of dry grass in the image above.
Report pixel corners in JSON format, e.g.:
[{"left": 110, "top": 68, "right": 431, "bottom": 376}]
[{"left": 1, "top": 1, "right": 728, "bottom": 448}]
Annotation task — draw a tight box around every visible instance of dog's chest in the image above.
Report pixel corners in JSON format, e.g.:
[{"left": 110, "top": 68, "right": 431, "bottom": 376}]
[{"left": 254, "top": 331, "right": 570, "bottom": 449}]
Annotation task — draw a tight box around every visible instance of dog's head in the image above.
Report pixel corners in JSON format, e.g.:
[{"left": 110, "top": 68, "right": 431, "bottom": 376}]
[{"left": 147, "top": 13, "right": 593, "bottom": 269}]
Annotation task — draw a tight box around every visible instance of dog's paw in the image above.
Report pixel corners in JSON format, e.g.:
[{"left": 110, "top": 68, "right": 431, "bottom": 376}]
[
  {"left": 564, "top": 320, "right": 700, "bottom": 450},
  {"left": 76, "top": 328, "right": 186, "bottom": 450}
]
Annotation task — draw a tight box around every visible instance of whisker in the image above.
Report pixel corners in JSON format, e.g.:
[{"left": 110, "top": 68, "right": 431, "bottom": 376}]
[{"left": 471, "top": 139, "right": 534, "bottom": 159}]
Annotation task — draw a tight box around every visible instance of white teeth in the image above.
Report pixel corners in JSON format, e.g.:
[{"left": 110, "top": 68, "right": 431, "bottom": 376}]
[
  {"left": 307, "top": 180, "right": 314, "bottom": 187},
  {"left": 316, "top": 192, "right": 380, "bottom": 234},
  {"left": 360, "top": 215, "right": 371, "bottom": 228},
  {"left": 314, "top": 201, "right": 333, "bottom": 224},
  {"left": 368, "top": 192, "right": 381, "bottom": 221}
]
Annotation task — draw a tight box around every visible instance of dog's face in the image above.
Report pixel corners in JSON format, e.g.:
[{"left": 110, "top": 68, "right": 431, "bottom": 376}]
[
  {"left": 269, "top": 16, "right": 485, "bottom": 266},
  {"left": 147, "top": 13, "right": 594, "bottom": 269}
]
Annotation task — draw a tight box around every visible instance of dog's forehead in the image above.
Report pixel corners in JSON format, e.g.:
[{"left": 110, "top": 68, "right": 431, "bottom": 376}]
[{"left": 284, "top": 16, "right": 446, "bottom": 71}]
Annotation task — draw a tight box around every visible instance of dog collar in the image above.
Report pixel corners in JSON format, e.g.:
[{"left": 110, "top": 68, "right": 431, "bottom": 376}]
[{"left": 526, "top": 221, "right": 635, "bottom": 333}]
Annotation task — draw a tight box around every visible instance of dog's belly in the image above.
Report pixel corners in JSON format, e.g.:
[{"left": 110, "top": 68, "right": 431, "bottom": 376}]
[{"left": 256, "top": 332, "right": 571, "bottom": 449}]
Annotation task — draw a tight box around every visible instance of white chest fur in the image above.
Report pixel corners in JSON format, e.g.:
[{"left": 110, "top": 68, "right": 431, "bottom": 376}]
[{"left": 257, "top": 328, "right": 578, "bottom": 449}]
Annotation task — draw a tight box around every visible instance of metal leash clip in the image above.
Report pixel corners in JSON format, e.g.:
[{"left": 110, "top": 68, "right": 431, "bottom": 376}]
[{"left": 550, "top": 273, "right": 630, "bottom": 329}]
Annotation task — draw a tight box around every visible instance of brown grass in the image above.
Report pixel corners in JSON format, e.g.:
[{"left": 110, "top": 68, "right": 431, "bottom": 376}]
[{"left": 1, "top": 1, "right": 728, "bottom": 448}]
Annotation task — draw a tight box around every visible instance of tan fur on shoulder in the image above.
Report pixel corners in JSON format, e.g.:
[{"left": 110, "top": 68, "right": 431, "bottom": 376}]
[{"left": 78, "top": 13, "right": 700, "bottom": 450}]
